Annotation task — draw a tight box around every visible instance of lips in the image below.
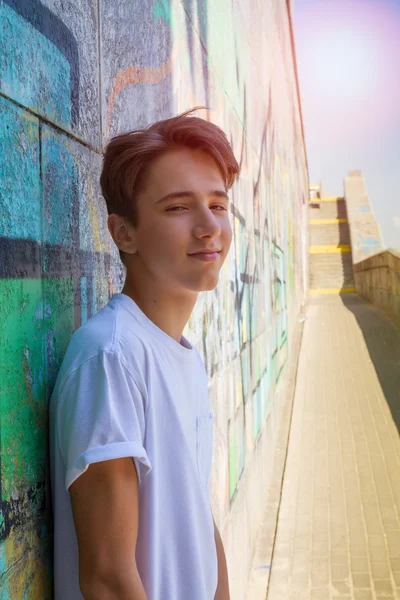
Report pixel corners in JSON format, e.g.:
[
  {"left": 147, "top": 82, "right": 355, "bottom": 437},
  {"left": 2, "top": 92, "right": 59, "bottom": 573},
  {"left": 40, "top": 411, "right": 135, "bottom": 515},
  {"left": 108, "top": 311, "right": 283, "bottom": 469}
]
[
  {"left": 188, "top": 249, "right": 221, "bottom": 263},
  {"left": 188, "top": 249, "right": 222, "bottom": 256}
]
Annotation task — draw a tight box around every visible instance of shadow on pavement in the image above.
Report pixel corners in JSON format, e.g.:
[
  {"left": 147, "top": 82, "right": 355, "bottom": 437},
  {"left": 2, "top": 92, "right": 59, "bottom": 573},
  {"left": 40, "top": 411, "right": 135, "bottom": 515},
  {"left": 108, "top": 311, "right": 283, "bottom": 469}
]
[{"left": 340, "top": 293, "right": 400, "bottom": 433}]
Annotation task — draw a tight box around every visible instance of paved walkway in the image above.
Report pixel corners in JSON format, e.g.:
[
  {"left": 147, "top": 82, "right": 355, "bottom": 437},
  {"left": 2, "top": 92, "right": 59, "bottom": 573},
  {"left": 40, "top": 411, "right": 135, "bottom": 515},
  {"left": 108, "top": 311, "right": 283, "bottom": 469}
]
[{"left": 267, "top": 293, "right": 400, "bottom": 600}]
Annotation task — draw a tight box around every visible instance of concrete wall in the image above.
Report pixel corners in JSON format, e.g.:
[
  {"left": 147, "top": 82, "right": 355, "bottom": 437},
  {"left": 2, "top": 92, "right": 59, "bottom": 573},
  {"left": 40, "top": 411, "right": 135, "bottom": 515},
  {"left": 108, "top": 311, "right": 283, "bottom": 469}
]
[
  {"left": 344, "top": 170, "right": 384, "bottom": 264},
  {"left": 354, "top": 250, "right": 400, "bottom": 327},
  {"left": 0, "top": 0, "right": 308, "bottom": 597},
  {"left": 345, "top": 170, "right": 400, "bottom": 328}
]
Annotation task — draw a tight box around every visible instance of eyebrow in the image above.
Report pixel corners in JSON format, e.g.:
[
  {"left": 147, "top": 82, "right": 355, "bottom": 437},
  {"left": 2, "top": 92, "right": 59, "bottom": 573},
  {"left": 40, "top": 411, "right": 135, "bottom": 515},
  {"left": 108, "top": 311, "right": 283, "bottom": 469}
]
[{"left": 155, "top": 190, "right": 229, "bottom": 204}]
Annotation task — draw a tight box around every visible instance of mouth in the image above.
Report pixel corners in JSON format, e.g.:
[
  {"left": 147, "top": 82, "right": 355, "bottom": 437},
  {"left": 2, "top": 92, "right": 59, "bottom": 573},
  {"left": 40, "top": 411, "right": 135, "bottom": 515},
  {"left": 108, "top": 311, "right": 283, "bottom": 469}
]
[
  {"left": 188, "top": 248, "right": 222, "bottom": 255},
  {"left": 188, "top": 249, "right": 222, "bottom": 262}
]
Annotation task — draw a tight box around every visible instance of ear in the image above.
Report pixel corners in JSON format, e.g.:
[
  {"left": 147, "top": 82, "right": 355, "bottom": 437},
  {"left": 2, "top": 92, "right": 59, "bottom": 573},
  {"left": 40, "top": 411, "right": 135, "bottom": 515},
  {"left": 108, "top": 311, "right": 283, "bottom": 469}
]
[{"left": 107, "top": 214, "right": 137, "bottom": 255}]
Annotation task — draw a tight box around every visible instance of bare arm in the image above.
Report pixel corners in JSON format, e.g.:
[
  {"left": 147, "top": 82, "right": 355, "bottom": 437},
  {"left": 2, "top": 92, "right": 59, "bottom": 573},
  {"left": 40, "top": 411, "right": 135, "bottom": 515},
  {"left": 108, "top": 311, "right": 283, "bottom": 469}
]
[
  {"left": 69, "top": 457, "right": 147, "bottom": 600},
  {"left": 213, "top": 518, "right": 230, "bottom": 600}
]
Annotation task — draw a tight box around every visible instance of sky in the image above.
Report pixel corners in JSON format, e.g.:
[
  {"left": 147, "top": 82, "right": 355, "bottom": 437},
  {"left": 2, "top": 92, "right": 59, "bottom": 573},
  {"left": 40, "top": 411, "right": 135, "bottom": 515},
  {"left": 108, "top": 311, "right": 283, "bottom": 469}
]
[{"left": 294, "top": 0, "right": 400, "bottom": 248}]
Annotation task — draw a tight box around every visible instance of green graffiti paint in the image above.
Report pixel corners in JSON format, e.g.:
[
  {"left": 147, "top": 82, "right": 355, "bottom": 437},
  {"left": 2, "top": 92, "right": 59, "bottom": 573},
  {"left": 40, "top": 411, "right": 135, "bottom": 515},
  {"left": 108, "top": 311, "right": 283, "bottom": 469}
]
[
  {"left": 0, "top": 277, "right": 74, "bottom": 498},
  {"left": 153, "top": 0, "right": 172, "bottom": 25},
  {"left": 0, "top": 279, "right": 46, "bottom": 496}
]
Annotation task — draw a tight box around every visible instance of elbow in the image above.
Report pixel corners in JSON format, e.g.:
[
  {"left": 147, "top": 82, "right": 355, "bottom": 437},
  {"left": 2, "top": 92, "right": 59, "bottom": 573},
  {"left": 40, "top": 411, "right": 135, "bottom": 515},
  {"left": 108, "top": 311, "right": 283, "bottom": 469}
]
[
  {"left": 79, "top": 570, "right": 112, "bottom": 600},
  {"left": 79, "top": 565, "right": 145, "bottom": 600}
]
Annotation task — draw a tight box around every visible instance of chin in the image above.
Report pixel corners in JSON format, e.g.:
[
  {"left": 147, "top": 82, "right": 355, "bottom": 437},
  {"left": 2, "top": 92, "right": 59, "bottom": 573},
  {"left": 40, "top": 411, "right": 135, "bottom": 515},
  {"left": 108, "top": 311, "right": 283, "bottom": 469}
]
[
  {"left": 200, "top": 282, "right": 218, "bottom": 292},
  {"left": 181, "top": 270, "right": 221, "bottom": 292},
  {"left": 192, "top": 277, "right": 219, "bottom": 292}
]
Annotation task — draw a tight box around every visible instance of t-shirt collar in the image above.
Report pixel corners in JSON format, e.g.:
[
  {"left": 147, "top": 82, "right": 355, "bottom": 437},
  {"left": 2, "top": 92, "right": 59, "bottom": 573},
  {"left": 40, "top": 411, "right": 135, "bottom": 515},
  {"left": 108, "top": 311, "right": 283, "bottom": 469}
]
[{"left": 111, "top": 293, "right": 194, "bottom": 359}]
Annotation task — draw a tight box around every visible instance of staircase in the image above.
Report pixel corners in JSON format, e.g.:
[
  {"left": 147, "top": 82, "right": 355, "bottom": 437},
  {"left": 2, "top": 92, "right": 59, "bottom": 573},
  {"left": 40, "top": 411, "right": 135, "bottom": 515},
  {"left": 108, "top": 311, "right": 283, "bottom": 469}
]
[{"left": 308, "top": 196, "right": 355, "bottom": 294}]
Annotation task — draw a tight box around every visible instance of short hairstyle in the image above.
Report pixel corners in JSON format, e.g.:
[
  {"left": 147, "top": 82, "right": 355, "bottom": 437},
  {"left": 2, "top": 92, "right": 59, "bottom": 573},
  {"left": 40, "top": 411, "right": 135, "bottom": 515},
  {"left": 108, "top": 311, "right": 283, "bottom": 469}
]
[{"left": 100, "top": 107, "right": 240, "bottom": 263}]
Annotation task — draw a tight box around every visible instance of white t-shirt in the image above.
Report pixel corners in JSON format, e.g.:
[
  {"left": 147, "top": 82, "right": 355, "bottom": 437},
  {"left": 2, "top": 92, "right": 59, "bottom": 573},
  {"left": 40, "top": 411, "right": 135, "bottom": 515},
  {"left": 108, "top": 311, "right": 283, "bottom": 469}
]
[{"left": 49, "top": 293, "right": 218, "bottom": 600}]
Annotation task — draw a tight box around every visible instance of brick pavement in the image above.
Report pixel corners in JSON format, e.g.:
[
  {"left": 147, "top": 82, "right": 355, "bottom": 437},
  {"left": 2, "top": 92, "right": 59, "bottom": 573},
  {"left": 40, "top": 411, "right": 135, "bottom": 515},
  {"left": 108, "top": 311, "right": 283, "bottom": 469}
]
[{"left": 267, "top": 293, "right": 400, "bottom": 600}]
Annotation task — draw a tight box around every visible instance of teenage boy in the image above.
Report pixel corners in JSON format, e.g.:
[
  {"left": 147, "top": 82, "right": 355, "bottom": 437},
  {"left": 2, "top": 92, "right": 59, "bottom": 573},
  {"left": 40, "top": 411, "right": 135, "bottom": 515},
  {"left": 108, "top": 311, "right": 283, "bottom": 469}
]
[{"left": 49, "top": 108, "right": 240, "bottom": 600}]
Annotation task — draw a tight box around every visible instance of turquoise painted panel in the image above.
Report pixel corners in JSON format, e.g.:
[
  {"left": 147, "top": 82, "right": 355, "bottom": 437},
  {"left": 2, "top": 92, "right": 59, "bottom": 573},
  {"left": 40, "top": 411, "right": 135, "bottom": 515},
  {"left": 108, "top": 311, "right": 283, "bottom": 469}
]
[
  {"left": 0, "top": 542, "right": 9, "bottom": 599},
  {"left": 0, "top": 97, "right": 40, "bottom": 240},
  {"left": 80, "top": 277, "right": 88, "bottom": 325},
  {"left": 0, "top": 3, "right": 71, "bottom": 127},
  {"left": 41, "top": 127, "right": 77, "bottom": 247},
  {"left": 42, "top": 278, "right": 75, "bottom": 391}
]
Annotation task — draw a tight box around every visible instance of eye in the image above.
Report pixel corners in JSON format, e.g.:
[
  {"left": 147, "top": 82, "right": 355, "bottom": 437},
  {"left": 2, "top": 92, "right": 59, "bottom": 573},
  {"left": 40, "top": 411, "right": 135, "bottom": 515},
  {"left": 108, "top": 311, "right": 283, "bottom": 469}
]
[
  {"left": 166, "top": 206, "right": 187, "bottom": 212},
  {"left": 211, "top": 205, "right": 228, "bottom": 211}
]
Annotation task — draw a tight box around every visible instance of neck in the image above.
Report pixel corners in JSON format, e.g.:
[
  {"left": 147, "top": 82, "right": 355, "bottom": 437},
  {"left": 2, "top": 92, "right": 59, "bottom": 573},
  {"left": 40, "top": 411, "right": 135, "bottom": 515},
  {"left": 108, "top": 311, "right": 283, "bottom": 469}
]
[{"left": 121, "top": 270, "right": 198, "bottom": 344}]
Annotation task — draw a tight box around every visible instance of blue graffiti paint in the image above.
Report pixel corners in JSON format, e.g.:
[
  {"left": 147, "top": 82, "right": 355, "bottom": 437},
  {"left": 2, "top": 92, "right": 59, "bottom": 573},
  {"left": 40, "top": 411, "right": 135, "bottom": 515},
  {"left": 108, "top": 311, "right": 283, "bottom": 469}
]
[
  {"left": 0, "top": 4, "right": 72, "bottom": 126},
  {"left": 0, "top": 96, "right": 41, "bottom": 241},
  {"left": 359, "top": 237, "right": 381, "bottom": 253},
  {"left": 0, "top": 540, "right": 9, "bottom": 597},
  {"left": 80, "top": 277, "right": 88, "bottom": 325},
  {"left": 91, "top": 276, "right": 97, "bottom": 316},
  {"left": 41, "top": 128, "right": 77, "bottom": 247}
]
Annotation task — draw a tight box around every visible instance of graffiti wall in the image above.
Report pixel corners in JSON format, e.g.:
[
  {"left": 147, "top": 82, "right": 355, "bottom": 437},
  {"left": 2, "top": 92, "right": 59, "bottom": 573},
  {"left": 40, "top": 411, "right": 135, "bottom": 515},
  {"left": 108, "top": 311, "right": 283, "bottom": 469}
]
[{"left": 0, "top": 0, "right": 308, "bottom": 597}]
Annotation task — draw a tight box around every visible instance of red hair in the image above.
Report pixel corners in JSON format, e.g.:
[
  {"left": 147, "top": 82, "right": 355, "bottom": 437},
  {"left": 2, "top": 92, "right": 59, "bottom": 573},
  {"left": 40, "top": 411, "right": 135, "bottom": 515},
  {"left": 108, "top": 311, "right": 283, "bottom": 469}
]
[{"left": 100, "top": 107, "right": 240, "bottom": 228}]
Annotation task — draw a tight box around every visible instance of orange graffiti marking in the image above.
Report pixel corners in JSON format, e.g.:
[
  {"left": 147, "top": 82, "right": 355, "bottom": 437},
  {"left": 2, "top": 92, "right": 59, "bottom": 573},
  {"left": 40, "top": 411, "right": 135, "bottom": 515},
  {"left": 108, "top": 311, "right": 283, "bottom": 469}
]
[{"left": 106, "top": 41, "right": 181, "bottom": 140}]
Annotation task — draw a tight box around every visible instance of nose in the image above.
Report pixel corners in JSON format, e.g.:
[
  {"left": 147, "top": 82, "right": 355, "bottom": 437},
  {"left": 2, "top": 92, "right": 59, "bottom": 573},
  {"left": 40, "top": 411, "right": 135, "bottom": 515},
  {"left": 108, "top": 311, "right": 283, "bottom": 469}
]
[{"left": 193, "top": 206, "right": 222, "bottom": 239}]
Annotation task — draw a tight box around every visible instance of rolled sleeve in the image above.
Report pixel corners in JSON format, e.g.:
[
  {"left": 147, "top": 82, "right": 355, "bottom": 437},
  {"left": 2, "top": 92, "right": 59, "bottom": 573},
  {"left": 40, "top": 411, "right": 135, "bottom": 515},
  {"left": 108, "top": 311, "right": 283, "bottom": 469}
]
[
  {"left": 57, "top": 350, "right": 152, "bottom": 491},
  {"left": 65, "top": 441, "right": 152, "bottom": 490}
]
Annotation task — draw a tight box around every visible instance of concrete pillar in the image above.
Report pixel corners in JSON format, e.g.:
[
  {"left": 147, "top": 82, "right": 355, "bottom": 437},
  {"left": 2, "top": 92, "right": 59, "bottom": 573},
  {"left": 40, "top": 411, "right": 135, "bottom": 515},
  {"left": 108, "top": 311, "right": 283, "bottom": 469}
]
[{"left": 344, "top": 170, "right": 384, "bottom": 264}]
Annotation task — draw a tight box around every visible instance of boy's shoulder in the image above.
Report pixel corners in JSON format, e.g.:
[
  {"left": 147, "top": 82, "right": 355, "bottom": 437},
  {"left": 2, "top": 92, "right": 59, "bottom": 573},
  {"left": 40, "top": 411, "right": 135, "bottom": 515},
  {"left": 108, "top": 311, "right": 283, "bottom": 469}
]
[{"left": 54, "top": 295, "right": 148, "bottom": 392}]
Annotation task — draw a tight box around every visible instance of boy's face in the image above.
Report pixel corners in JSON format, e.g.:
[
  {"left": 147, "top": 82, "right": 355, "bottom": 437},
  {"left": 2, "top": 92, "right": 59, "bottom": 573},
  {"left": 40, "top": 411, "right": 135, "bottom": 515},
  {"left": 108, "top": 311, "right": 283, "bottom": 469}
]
[{"left": 131, "top": 147, "right": 233, "bottom": 293}]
